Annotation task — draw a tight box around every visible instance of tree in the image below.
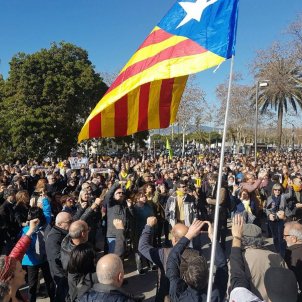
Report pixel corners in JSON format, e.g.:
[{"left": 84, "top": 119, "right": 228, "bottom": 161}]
[
  {"left": 216, "top": 74, "right": 255, "bottom": 146},
  {"left": 1, "top": 42, "right": 107, "bottom": 160},
  {"left": 287, "top": 13, "right": 302, "bottom": 63},
  {"left": 176, "top": 75, "right": 207, "bottom": 156},
  {"left": 252, "top": 44, "right": 302, "bottom": 149}
]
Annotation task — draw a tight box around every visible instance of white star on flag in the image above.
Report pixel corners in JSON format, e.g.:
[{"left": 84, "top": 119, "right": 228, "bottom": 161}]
[{"left": 177, "top": 0, "right": 218, "bottom": 28}]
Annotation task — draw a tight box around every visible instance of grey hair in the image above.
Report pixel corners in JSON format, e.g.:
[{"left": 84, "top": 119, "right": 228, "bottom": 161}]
[
  {"left": 286, "top": 221, "right": 302, "bottom": 241},
  {"left": 69, "top": 223, "right": 86, "bottom": 239},
  {"left": 241, "top": 236, "right": 264, "bottom": 248}
]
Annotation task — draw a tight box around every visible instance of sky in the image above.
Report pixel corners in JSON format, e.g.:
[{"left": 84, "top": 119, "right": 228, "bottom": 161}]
[{"left": 0, "top": 0, "right": 301, "bottom": 118}]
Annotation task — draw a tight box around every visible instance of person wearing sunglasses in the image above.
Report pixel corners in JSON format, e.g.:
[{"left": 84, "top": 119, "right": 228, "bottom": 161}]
[{"left": 265, "top": 181, "right": 293, "bottom": 257}]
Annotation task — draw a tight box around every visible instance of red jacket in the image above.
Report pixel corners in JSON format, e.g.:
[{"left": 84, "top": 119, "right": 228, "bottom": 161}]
[{"left": 9, "top": 235, "right": 31, "bottom": 262}]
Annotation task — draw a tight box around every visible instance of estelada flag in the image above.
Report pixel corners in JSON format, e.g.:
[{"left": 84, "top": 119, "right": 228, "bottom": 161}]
[{"left": 78, "top": 0, "right": 239, "bottom": 142}]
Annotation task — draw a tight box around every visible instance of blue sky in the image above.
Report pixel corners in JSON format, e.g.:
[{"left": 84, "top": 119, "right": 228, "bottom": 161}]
[{"left": 0, "top": 0, "right": 301, "bottom": 108}]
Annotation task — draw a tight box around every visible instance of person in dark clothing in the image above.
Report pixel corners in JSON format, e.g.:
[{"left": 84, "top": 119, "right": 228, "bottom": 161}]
[
  {"left": 79, "top": 254, "right": 143, "bottom": 302},
  {"left": 199, "top": 173, "right": 228, "bottom": 250},
  {"left": 0, "top": 188, "right": 19, "bottom": 254},
  {"left": 138, "top": 217, "right": 200, "bottom": 302},
  {"left": 166, "top": 220, "right": 228, "bottom": 302},
  {"left": 284, "top": 221, "right": 302, "bottom": 302},
  {"left": 67, "top": 219, "right": 125, "bottom": 302},
  {"left": 103, "top": 182, "right": 131, "bottom": 253},
  {"left": 67, "top": 242, "right": 98, "bottom": 302},
  {"left": 45, "top": 211, "right": 72, "bottom": 302},
  {"left": 14, "top": 190, "right": 31, "bottom": 228},
  {"left": 129, "top": 191, "right": 154, "bottom": 274}
]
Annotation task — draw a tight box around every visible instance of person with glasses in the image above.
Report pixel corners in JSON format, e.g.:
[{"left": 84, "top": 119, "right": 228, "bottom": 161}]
[
  {"left": 284, "top": 221, "right": 302, "bottom": 301},
  {"left": 265, "top": 182, "right": 293, "bottom": 257},
  {"left": 165, "top": 180, "right": 196, "bottom": 229}
]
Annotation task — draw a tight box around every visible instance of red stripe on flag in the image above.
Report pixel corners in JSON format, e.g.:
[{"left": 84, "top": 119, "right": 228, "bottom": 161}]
[
  {"left": 138, "top": 29, "right": 174, "bottom": 50},
  {"left": 89, "top": 113, "right": 102, "bottom": 138},
  {"left": 159, "top": 78, "right": 174, "bottom": 128},
  {"left": 138, "top": 83, "right": 150, "bottom": 131},
  {"left": 114, "top": 95, "right": 128, "bottom": 136},
  {"left": 107, "top": 39, "right": 206, "bottom": 94}
]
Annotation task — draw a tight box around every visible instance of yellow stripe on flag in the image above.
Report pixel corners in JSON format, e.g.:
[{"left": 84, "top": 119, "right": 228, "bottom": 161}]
[
  {"left": 170, "top": 76, "right": 188, "bottom": 124},
  {"left": 101, "top": 105, "right": 115, "bottom": 137},
  {"left": 121, "top": 35, "right": 188, "bottom": 73},
  {"left": 126, "top": 86, "right": 140, "bottom": 135},
  {"left": 148, "top": 80, "right": 162, "bottom": 129},
  {"left": 85, "top": 51, "right": 224, "bottom": 125}
]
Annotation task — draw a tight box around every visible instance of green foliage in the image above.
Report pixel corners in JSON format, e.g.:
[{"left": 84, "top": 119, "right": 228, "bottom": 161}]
[{"left": 0, "top": 42, "right": 107, "bottom": 161}]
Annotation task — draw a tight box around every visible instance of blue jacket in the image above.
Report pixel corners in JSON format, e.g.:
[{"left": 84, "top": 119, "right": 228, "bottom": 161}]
[{"left": 21, "top": 197, "right": 52, "bottom": 266}]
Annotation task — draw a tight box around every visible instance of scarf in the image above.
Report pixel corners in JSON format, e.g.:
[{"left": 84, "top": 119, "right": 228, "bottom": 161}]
[
  {"left": 176, "top": 190, "right": 184, "bottom": 197},
  {"left": 242, "top": 199, "right": 252, "bottom": 213}
]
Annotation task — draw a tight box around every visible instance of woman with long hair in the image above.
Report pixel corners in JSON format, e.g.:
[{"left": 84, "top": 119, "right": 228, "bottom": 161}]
[{"left": 14, "top": 190, "right": 31, "bottom": 228}]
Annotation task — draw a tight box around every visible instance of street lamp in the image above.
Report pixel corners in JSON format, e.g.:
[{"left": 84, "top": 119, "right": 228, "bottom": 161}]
[{"left": 255, "top": 80, "right": 269, "bottom": 163}]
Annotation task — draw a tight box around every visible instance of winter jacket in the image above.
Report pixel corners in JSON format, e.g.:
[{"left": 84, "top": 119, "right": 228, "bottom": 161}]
[
  {"left": 165, "top": 193, "right": 196, "bottom": 227},
  {"left": 265, "top": 190, "right": 292, "bottom": 218},
  {"left": 0, "top": 200, "right": 20, "bottom": 239},
  {"left": 242, "top": 247, "right": 287, "bottom": 300},
  {"left": 68, "top": 272, "right": 98, "bottom": 302},
  {"left": 104, "top": 183, "right": 129, "bottom": 238},
  {"left": 21, "top": 197, "right": 52, "bottom": 266},
  {"left": 285, "top": 243, "right": 302, "bottom": 298},
  {"left": 138, "top": 225, "right": 200, "bottom": 302},
  {"left": 166, "top": 237, "right": 228, "bottom": 302},
  {"left": 229, "top": 247, "right": 263, "bottom": 302},
  {"left": 45, "top": 225, "right": 69, "bottom": 278},
  {"left": 61, "top": 234, "right": 76, "bottom": 272},
  {"left": 79, "top": 283, "right": 137, "bottom": 302},
  {"left": 9, "top": 235, "right": 31, "bottom": 261}
]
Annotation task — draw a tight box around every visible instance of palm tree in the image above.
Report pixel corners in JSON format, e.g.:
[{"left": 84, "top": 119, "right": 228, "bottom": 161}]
[{"left": 253, "top": 45, "right": 302, "bottom": 150}]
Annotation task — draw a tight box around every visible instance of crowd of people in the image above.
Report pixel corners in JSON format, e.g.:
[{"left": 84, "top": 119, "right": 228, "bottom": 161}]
[{"left": 0, "top": 149, "right": 301, "bottom": 302}]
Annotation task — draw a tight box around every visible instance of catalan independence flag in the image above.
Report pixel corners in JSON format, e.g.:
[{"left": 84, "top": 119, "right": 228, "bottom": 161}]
[{"left": 78, "top": 0, "right": 239, "bottom": 142}]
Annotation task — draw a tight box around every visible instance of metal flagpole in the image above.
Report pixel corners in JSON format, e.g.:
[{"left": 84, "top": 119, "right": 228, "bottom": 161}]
[{"left": 206, "top": 55, "right": 235, "bottom": 302}]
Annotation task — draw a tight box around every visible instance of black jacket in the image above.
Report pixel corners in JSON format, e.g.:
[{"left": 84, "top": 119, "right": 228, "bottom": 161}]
[
  {"left": 166, "top": 237, "right": 227, "bottom": 302},
  {"left": 45, "top": 225, "right": 69, "bottom": 278},
  {"left": 104, "top": 183, "right": 129, "bottom": 238},
  {"left": 139, "top": 225, "right": 201, "bottom": 302},
  {"left": 68, "top": 272, "right": 98, "bottom": 302},
  {"left": 79, "top": 283, "right": 137, "bottom": 302},
  {"left": 0, "top": 201, "right": 20, "bottom": 239}
]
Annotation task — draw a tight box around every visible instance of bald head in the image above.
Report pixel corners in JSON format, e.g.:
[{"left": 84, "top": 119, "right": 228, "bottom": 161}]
[
  {"left": 171, "top": 223, "right": 188, "bottom": 245},
  {"left": 69, "top": 220, "right": 89, "bottom": 243},
  {"left": 96, "top": 254, "right": 124, "bottom": 287},
  {"left": 55, "top": 212, "right": 72, "bottom": 230}
]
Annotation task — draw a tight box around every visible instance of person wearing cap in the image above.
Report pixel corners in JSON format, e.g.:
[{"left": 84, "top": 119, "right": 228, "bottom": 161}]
[
  {"left": 239, "top": 223, "right": 287, "bottom": 300},
  {"left": 229, "top": 215, "right": 298, "bottom": 302},
  {"left": 265, "top": 181, "right": 293, "bottom": 257}
]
